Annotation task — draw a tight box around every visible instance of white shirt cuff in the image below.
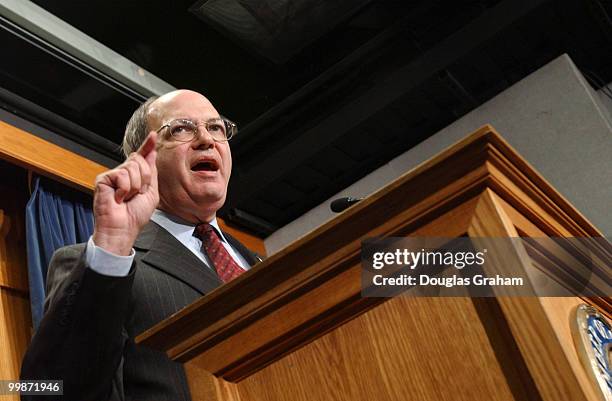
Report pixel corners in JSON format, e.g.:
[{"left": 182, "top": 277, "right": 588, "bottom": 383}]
[{"left": 85, "top": 236, "right": 135, "bottom": 277}]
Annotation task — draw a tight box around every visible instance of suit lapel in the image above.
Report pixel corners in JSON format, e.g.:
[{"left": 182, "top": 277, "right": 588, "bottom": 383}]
[{"left": 134, "top": 221, "right": 222, "bottom": 295}]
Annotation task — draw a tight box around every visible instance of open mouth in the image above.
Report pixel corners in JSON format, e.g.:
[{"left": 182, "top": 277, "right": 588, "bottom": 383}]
[{"left": 191, "top": 160, "right": 219, "bottom": 172}]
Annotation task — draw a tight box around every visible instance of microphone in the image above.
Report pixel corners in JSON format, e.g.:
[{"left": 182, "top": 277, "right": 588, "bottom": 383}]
[{"left": 330, "top": 197, "right": 362, "bottom": 213}]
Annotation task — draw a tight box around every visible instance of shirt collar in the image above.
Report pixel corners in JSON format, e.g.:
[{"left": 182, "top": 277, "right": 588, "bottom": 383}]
[{"left": 151, "top": 209, "right": 228, "bottom": 243}]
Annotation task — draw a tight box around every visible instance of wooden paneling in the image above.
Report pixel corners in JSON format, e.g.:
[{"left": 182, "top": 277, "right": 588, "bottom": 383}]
[
  {"left": 0, "top": 164, "right": 28, "bottom": 293},
  {"left": 539, "top": 297, "right": 601, "bottom": 401},
  {"left": 0, "top": 120, "right": 106, "bottom": 193},
  {"left": 233, "top": 297, "right": 516, "bottom": 401},
  {"left": 467, "top": 190, "right": 591, "bottom": 401},
  {"left": 0, "top": 288, "right": 31, "bottom": 379},
  {"left": 185, "top": 364, "right": 226, "bottom": 401},
  {"left": 0, "top": 161, "right": 31, "bottom": 388}
]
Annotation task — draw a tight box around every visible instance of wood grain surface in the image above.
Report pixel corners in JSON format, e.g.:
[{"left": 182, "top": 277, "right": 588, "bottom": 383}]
[
  {"left": 134, "top": 125, "right": 610, "bottom": 401},
  {"left": 539, "top": 297, "right": 602, "bottom": 401},
  {"left": 467, "top": 190, "right": 592, "bottom": 401},
  {"left": 0, "top": 120, "right": 106, "bottom": 193},
  {"left": 0, "top": 161, "right": 32, "bottom": 394},
  {"left": 233, "top": 297, "right": 517, "bottom": 401}
]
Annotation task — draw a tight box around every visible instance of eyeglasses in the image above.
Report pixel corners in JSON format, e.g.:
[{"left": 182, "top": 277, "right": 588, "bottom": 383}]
[{"left": 156, "top": 118, "right": 237, "bottom": 142}]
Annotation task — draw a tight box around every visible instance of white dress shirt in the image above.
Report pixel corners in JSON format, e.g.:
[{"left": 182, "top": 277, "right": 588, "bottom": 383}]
[{"left": 86, "top": 209, "right": 250, "bottom": 277}]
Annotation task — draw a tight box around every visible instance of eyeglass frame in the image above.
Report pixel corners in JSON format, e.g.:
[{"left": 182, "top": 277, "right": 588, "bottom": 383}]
[{"left": 155, "top": 117, "right": 237, "bottom": 143}]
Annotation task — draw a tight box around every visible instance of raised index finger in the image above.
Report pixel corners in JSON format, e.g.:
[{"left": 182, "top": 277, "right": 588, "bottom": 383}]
[
  {"left": 138, "top": 131, "right": 157, "bottom": 167},
  {"left": 137, "top": 131, "right": 158, "bottom": 192},
  {"left": 138, "top": 131, "right": 157, "bottom": 156}
]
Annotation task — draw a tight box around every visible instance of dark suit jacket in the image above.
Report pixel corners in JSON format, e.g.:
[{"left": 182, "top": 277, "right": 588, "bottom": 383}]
[{"left": 21, "top": 221, "right": 259, "bottom": 401}]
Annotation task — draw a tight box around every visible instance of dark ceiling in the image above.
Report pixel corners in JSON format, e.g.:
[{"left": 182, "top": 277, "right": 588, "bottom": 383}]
[{"left": 1, "top": 0, "right": 611, "bottom": 236}]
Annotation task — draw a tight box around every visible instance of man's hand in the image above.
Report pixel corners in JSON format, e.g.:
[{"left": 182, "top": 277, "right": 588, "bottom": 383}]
[{"left": 92, "top": 132, "right": 159, "bottom": 255}]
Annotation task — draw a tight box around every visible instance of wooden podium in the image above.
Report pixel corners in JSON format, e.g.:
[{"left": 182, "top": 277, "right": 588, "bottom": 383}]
[{"left": 137, "top": 126, "right": 611, "bottom": 401}]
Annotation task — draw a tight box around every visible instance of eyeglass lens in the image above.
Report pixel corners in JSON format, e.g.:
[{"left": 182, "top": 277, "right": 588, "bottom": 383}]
[{"left": 167, "top": 119, "right": 231, "bottom": 141}]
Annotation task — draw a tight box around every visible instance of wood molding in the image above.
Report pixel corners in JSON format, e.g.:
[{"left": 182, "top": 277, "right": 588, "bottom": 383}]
[
  {"left": 136, "top": 125, "right": 610, "bottom": 384},
  {"left": 0, "top": 120, "right": 106, "bottom": 193},
  {"left": 495, "top": 194, "right": 612, "bottom": 319}
]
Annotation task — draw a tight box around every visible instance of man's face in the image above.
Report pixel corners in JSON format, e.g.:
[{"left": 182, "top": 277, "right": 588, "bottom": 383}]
[{"left": 147, "top": 90, "right": 232, "bottom": 223}]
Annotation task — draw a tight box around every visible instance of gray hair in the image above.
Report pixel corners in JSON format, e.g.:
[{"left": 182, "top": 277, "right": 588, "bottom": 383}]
[{"left": 121, "top": 96, "right": 159, "bottom": 158}]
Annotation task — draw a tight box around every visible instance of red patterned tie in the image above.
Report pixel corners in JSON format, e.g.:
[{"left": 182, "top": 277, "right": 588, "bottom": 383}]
[{"left": 194, "top": 223, "right": 245, "bottom": 283}]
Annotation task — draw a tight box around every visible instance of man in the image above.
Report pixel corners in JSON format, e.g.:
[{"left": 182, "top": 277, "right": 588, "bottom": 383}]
[{"left": 21, "top": 90, "right": 260, "bottom": 401}]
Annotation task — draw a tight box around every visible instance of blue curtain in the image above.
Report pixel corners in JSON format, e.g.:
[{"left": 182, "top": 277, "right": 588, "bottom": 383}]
[{"left": 25, "top": 176, "right": 94, "bottom": 330}]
